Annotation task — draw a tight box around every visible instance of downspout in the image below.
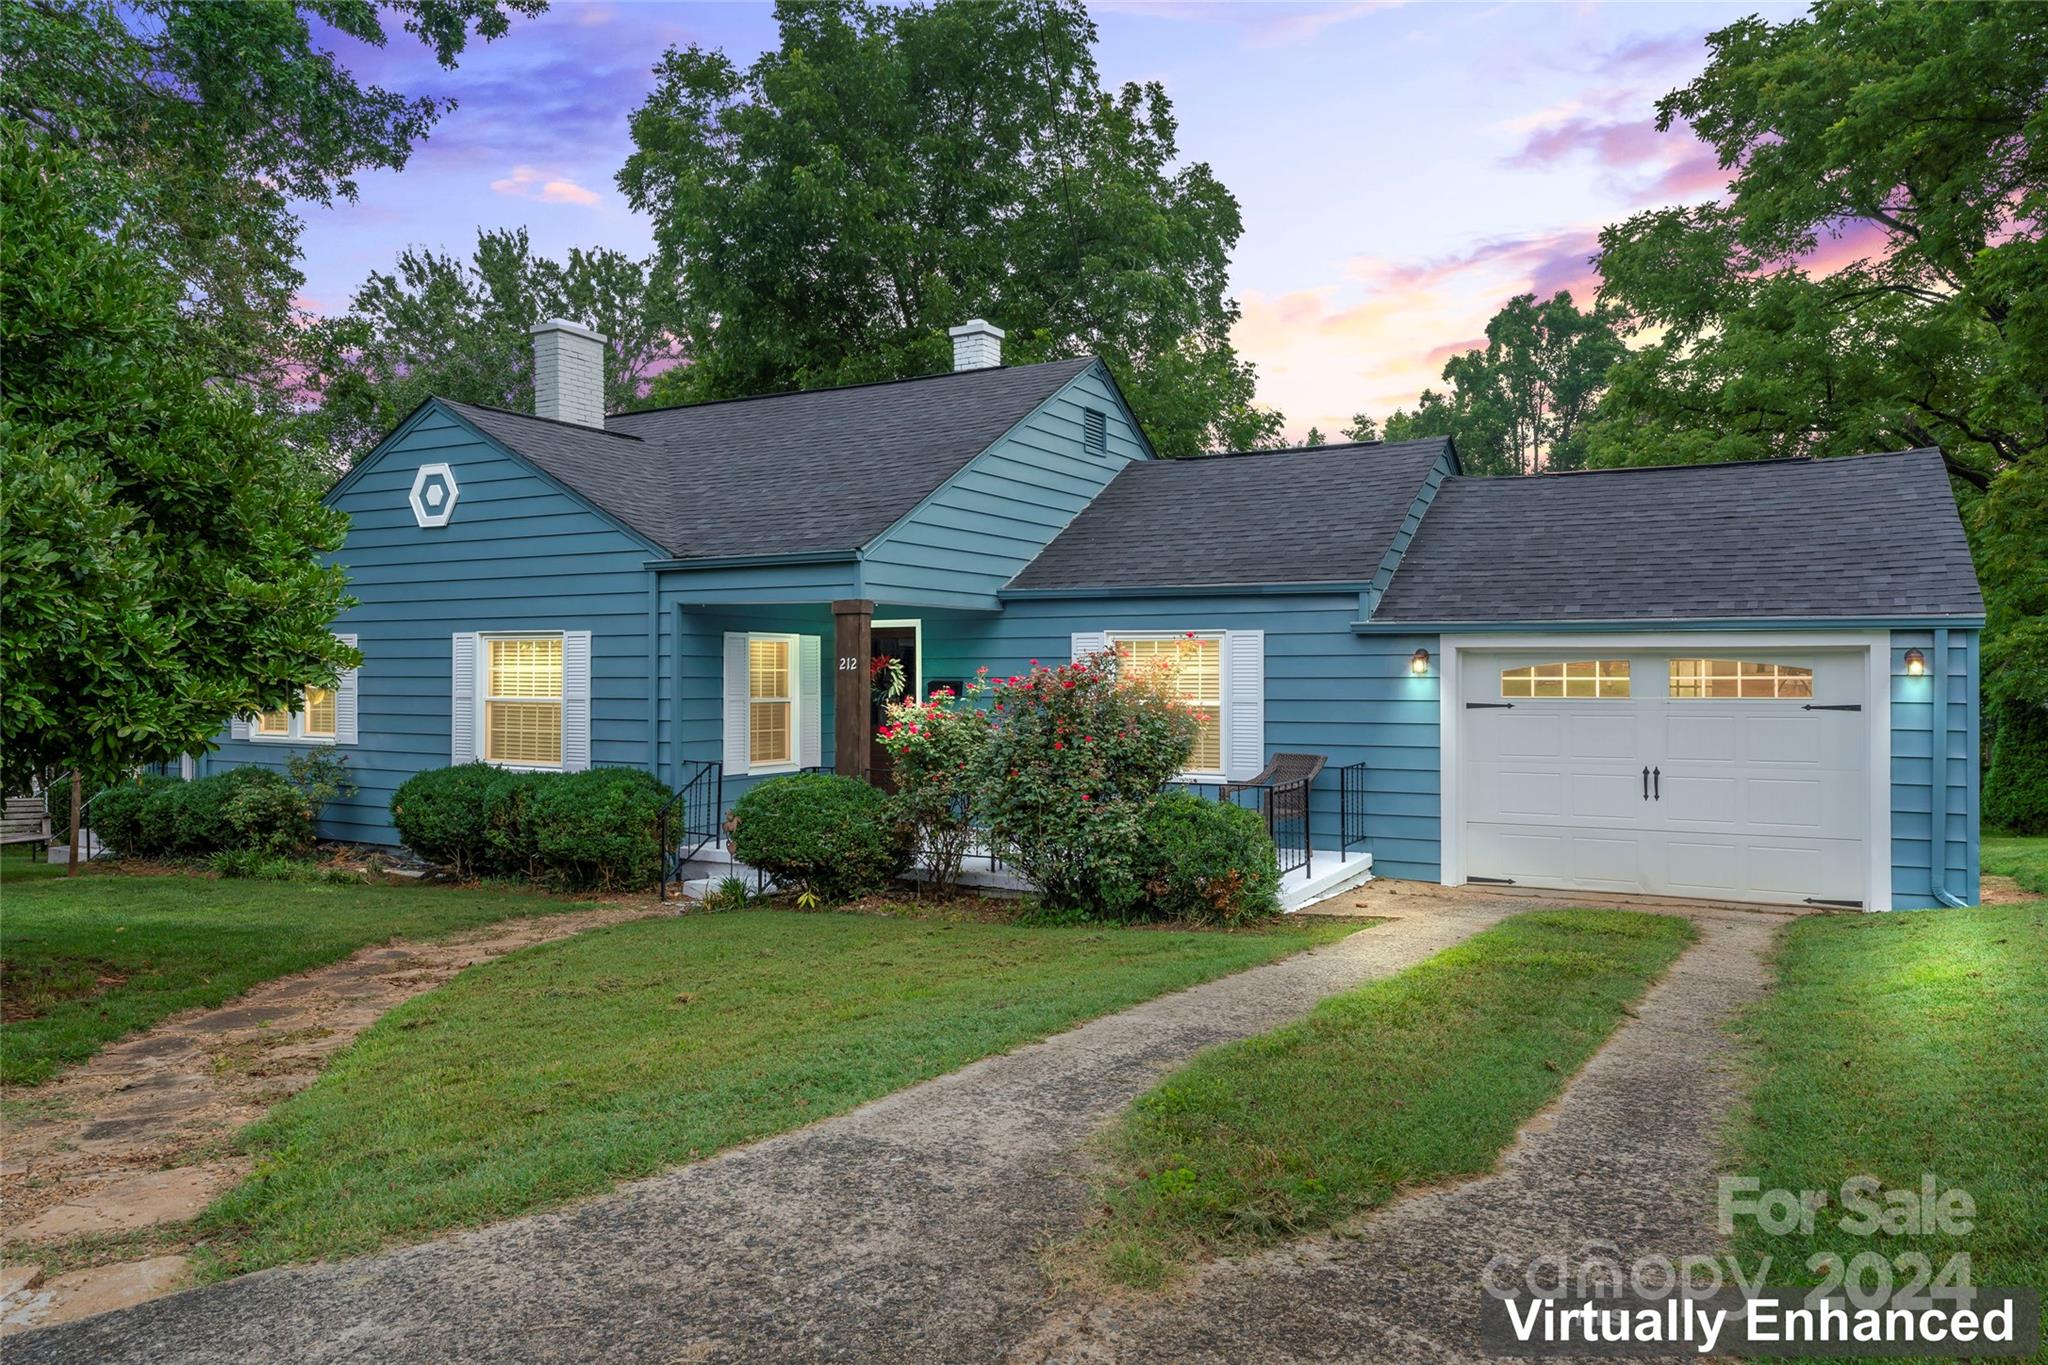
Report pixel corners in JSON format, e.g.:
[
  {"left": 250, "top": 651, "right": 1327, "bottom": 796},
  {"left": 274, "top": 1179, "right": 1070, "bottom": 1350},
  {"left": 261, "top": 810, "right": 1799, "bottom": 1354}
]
[
  {"left": 1929, "top": 628, "right": 1968, "bottom": 908},
  {"left": 646, "top": 574, "right": 661, "bottom": 781}
]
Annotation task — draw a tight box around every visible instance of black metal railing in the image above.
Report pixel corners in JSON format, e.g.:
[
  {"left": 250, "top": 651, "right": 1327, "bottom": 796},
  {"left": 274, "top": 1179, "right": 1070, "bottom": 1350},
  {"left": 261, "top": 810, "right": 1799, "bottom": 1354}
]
[
  {"left": 1338, "top": 760, "right": 1370, "bottom": 861},
  {"left": 656, "top": 759, "right": 723, "bottom": 900},
  {"left": 1168, "top": 778, "right": 1313, "bottom": 879}
]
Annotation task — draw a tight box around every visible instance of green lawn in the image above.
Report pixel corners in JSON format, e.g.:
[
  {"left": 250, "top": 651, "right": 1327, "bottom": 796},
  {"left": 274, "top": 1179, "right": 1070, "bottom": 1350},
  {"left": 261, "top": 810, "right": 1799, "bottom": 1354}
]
[
  {"left": 1982, "top": 833, "right": 2048, "bottom": 897},
  {"left": 1056, "top": 909, "right": 1696, "bottom": 1289},
  {"left": 0, "top": 863, "right": 601, "bottom": 1085},
  {"left": 1729, "top": 903, "right": 2047, "bottom": 1358},
  {"left": 196, "top": 909, "right": 1356, "bottom": 1275}
]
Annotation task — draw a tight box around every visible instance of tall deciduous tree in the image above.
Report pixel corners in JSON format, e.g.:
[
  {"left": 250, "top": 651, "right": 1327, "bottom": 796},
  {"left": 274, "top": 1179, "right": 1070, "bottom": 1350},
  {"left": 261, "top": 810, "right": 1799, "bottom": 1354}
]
[
  {"left": 617, "top": 0, "right": 1281, "bottom": 456},
  {"left": 1586, "top": 1, "right": 2046, "bottom": 485},
  {"left": 300, "top": 229, "right": 684, "bottom": 467},
  {"left": 2, "top": 0, "right": 543, "bottom": 381},
  {"left": 0, "top": 127, "right": 358, "bottom": 793},
  {"left": 1587, "top": 0, "right": 2048, "bottom": 830},
  {"left": 1349, "top": 292, "right": 1623, "bottom": 475}
]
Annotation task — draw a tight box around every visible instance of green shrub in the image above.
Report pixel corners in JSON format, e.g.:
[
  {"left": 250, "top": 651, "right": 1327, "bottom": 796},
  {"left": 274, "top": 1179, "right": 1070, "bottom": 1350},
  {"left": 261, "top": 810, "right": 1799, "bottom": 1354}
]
[
  {"left": 224, "top": 769, "right": 315, "bottom": 856},
  {"left": 729, "top": 773, "right": 907, "bottom": 903},
  {"left": 285, "top": 748, "right": 359, "bottom": 822},
  {"left": 880, "top": 686, "right": 989, "bottom": 891},
  {"left": 90, "top": 774, "right": 176, "bottom": 855},
  {"left": 482, "top": 771, "right": 545, "bottom": 879},
  {"left": 389, "top": 763, "right": 500, "bottom": 877},
  {"left": 523, "top": 767, "right": 668, "bottom": 890},
  {"left": 968, "top": 649, "right": 1198, "bottom": 917},
  {"left": 1985, "top": 698, "right": 2048, "bottom": 835},
  {"left": 1140, "top": 793, "right": 1281, "bottom": 925},
  {"left": 137, "top": 772, "right": 241, "bottom": 855}
]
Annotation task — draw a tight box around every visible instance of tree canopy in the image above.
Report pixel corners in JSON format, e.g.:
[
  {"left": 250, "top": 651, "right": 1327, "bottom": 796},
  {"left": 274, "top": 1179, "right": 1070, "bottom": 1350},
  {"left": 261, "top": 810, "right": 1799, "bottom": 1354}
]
[
  {"left": 2, "top": 0, "right": 543, "bottom": 380},
  {"left": 300, "top": 229, "right": 683, "bottom": 468},
  {"left": 0, "top": 127, "right": 359, "bottom": 792},
  {"left": 1585, "top": 0, "right": 2046, "bottom": 487},
  {"left": 1347, "top": 291, "right": 1623, "bottom": 475},
  {"left": 617, "top": 0, "right": 1281, "bottom": 456}
]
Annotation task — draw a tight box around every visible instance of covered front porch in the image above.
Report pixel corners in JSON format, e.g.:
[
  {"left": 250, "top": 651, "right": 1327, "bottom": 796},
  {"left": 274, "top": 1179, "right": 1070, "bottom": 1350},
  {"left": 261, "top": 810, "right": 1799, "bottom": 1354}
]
[{"left": 651, "top": 576, "right": 1379, "bottom": 911}]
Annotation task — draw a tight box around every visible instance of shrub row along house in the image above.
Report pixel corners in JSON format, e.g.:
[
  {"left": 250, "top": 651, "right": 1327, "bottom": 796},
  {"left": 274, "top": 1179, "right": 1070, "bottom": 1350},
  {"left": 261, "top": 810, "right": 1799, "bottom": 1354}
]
[{"left": 208, "top": 319, "right": 1984, "bottom": 911}]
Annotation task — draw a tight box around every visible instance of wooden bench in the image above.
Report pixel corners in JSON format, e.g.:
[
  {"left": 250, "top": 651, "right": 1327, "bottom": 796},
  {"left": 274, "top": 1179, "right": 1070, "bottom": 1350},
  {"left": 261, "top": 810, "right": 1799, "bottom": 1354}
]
[{"left": 1, "top": 793, "right": 53, "bottom": 849}]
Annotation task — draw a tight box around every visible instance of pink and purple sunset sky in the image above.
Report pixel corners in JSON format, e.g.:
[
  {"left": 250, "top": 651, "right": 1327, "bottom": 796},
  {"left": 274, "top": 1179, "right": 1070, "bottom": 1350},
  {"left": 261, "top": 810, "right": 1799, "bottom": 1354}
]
[{"left": 300, "top": 0, "right": 1834, "bottom": 440}]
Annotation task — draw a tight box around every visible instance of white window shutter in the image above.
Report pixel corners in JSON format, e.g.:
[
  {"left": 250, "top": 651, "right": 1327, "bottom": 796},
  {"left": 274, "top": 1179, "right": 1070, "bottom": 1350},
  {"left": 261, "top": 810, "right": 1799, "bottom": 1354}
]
[
  {"left": 723, "top": 633, "right": 750, "bottom": 774},
  {"left": 451, "top": 632, "right": 479, "bottom": 764},
  {"left": 229, "top": 716, "right": 252, "bottom": 741},
  {"left": 561, "top": 631, "right": 592, "bottom": 772},
  {"left": 798, "top": 634, "right": 823, "bottom": 770},
  {"left": 334, "top": 634, "right": 359, "bottom": 746},
  {"left": 1071, "top": 631, "right": 1108, "bottom": 663},
  {"left": 1224, "top": 630, "right": 1265, "bottom": 782}
]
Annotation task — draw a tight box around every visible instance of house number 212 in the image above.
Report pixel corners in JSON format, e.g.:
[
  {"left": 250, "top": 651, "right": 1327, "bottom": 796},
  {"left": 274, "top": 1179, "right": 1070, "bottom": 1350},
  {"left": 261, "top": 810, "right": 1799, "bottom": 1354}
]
[{"left": 840, "top": 657, "right": 862, "bottom": 671}]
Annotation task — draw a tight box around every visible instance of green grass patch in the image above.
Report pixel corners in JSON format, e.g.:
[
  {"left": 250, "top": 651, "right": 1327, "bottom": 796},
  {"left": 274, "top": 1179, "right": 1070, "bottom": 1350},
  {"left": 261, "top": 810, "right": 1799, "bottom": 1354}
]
[
  {"left": 196, "top": 910, "right": 1355, "bottom": 1273},
  {"left": 1981, "top": 834, "right": 2048, "bottom": 897},
  {"left": 1060, "top": 909, "right": 1695, "bottom": 1289},
  {"left": 1729, "top": 904, "right": 2047, "bottom": 1353},
  {"left": 0, "top": 868, "right": 599, "bottom": 1085}
]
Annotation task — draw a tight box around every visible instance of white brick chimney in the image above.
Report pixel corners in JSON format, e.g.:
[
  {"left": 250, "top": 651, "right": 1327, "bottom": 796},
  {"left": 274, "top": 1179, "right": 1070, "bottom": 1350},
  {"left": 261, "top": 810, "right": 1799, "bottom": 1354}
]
[
  {"left": 531, "top": 318, "right": 607, "bottom": 427},
  {"left": 947, "top": 318, "right": 1004, "bottom": 371}
]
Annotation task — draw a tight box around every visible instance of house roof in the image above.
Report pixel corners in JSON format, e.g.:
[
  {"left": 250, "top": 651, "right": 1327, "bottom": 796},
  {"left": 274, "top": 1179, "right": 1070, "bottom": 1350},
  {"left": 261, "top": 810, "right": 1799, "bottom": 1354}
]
[
  {"left": 1004, "top": 438, "right": 1453, "bottom": 591},
  {"left": 1372, "top": 448, "right": 1983, "bottom": 623},
  {"left": 441, "top": 356, "right": 1103, "bottom": 559}
]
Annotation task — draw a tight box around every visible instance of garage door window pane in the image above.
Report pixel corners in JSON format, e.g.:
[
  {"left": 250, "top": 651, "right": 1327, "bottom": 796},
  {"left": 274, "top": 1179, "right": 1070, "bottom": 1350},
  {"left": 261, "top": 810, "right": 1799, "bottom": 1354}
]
[
  {"left": 1502, "top": 660, "right": 1629, "bottom": 699},
  {"left": 1669, "top": 659, "right": 1813, "bottom": 699}
]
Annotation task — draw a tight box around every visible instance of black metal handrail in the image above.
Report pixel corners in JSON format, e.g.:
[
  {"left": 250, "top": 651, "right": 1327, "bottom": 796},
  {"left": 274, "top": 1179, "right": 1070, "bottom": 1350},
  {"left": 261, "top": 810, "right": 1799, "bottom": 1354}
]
[
  {"left": 1167, "top": 777, "right": 1312, "bottom": 879},
  {"left": 656, "top": 759, "right": 723, "bottom": 901},
  {"left": 1338, "top": 760, "right": 1370, "bottom": 861}
]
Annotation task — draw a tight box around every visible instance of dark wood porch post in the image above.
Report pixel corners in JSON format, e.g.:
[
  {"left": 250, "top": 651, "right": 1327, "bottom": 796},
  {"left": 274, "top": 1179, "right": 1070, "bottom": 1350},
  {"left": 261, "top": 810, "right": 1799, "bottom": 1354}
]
[{"left": 832, "top": 599, "right": 874, "bottom": 784}]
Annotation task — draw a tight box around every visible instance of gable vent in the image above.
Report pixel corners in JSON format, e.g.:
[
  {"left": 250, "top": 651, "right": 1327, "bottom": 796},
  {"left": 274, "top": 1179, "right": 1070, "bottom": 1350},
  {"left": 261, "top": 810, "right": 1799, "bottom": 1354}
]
[{"left": 1083, "top": 408, "right": 1107, "bottom": 457}]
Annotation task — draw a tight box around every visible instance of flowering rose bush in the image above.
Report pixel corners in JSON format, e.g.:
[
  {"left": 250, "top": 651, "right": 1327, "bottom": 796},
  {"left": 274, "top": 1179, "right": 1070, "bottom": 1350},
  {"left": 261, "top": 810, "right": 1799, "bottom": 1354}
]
[
  {"left": 878, "top": 686, "right": 989, "bottom": 892},
  {"left": 966, "top": 648, "right": 1200, "bottom": 917}
]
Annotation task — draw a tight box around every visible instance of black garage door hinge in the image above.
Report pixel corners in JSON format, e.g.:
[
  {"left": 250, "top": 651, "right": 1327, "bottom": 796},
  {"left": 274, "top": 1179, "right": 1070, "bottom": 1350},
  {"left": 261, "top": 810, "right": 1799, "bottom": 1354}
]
[
  {"left": 1802, "top": 704, "right": 1862, "bottom": 712},
  {"left": 1803, "top": 897, "right": 1864, "bottom": 908},
  {"left": 1468, "top": 876, "right": 1517, "bottom": 885},
  {"left": 1465, "top": 702, "right": 1514, "bottom": 709}
]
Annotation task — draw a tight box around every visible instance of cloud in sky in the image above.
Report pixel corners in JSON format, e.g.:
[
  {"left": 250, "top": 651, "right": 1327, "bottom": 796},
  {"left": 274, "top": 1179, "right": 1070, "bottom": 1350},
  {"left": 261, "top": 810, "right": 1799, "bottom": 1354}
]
[
  {"left": 1092, "top": 0, "right": 1398, "bottom": 48},
  {"left": 490, "top": 165, "right": 602, "bottom": 206}
]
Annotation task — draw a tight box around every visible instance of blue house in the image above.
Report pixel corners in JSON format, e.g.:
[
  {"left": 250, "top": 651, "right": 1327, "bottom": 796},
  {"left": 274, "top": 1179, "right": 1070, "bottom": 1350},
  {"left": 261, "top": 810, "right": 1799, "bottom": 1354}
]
[{"left": 213, "top": 318, "right": 1985, "bottom": 911}]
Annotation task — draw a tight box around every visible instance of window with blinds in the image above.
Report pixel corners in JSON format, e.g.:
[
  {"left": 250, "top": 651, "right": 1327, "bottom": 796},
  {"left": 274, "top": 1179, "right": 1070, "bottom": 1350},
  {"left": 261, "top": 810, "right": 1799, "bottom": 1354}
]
[
  {"left": 749, "top": 637, "right": 793, "bottom": 767},
  {"left": 255, "top": 708, "right": 292, "bottom": 735},
  {"left": 1117, "top": 635, "right": 1223, "bottom": 773},
  {"left": 303, "top": 686, "right": 337, "bottom": 739},
  {"left": 485, "top": 636, "right": 564, "bottom": 765}
]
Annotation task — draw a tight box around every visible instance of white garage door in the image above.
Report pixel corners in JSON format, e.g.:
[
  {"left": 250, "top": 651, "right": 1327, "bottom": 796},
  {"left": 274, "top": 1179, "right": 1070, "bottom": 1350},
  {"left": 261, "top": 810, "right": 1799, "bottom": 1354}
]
[{"left": 1458, "top": 649, "right": 1869, "bottom": 905}]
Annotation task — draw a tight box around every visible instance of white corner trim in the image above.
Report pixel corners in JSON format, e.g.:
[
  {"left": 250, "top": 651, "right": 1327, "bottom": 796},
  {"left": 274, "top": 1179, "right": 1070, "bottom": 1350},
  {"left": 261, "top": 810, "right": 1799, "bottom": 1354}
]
[
  {"left": 409, "top": 463, "right": 460, "bottom": 528},
  {"left": 1436, "top": 630, "right": 1892, "bottom": 911}
]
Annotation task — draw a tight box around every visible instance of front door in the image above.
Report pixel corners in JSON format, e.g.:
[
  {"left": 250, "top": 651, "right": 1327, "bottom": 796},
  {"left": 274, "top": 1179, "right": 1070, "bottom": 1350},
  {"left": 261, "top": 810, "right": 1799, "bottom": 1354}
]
[{"left": 868, "top": 624, "right": 919, "bottom": 792}]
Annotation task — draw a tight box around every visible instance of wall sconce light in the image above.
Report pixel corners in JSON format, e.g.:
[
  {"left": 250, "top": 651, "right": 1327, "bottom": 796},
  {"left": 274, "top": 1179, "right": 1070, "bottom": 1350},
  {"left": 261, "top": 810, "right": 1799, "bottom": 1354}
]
[
  {"left": 1904, "top": 648, "right": 1926, "bottom": 678},
  {"left": 1411, "top": 648, "right": 1431, "bottom": 676}
]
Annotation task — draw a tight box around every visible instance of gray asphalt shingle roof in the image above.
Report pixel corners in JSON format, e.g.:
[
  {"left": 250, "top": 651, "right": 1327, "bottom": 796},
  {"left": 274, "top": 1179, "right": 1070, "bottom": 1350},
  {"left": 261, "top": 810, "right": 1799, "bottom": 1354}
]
[
  {"left": 1373, "top": 448, "right": 1983, "bottom": 622},
  {"left": 442, "top": 356, "right": 1100, "bottom": 558},
  {"left": 1005, "top": 438, "right": 1452, "bottom": 590}
]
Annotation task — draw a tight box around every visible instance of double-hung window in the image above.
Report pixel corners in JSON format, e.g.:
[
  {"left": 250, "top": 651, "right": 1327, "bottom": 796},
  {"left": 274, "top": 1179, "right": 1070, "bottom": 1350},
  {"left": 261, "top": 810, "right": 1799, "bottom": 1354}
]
[
  {"left": 484, "top": 635, "right": 564, "bottom": 767},
  {"left": 1113, "top": 634, "right": 1226, "bottom": 777},
  {"left": 748, "top": 635, "right": 796, "bottom": 770},
  {"left": 244, "top": 634, "right": 356, "bottom": 744}
]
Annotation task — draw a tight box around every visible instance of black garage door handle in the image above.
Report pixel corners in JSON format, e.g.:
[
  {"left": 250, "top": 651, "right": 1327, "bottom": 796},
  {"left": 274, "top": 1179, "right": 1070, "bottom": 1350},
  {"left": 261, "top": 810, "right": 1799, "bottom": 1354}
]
[
  {"left": 1653, "top": 766, "right": 1660, "bottom": 800},
  {"left": 1642, "top": 766, "right": 1649, "bottom": 800}
]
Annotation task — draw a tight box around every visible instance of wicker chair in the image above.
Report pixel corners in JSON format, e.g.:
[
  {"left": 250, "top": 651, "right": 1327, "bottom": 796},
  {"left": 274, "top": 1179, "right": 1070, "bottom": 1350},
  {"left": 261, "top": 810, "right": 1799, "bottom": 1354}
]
[{"left": 1222, "top": 752, "right": 1326, "bottom": 801}]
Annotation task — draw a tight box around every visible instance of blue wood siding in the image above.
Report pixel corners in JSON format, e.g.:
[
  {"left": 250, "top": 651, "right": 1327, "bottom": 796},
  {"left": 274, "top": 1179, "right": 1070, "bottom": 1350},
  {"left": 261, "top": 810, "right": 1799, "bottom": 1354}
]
[
  {"left": 925, "top": 596, "right": 1443, "bottom": 880},
  {"left": 660, "top": 600, "right": 835, "bottom": 807},
  {"left": 1889, "top": 628, "right": 1981, "bottom": 908},
  {"left": 208, "top": 405, "right": 659, "bottom": 844},
  {"left": 858, "top": 365, "right": 1147, "bottom": 609}
]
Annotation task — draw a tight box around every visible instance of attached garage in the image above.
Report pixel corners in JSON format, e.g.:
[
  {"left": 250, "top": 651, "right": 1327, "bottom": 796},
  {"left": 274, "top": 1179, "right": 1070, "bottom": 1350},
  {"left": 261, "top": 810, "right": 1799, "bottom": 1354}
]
[
  {"left": 1445, "top": 637, "right": 1886, "bottom": 907},
  {"left": 1369, "top": 449, "right": 1987, "bottom": 912}
]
